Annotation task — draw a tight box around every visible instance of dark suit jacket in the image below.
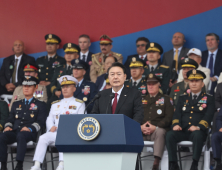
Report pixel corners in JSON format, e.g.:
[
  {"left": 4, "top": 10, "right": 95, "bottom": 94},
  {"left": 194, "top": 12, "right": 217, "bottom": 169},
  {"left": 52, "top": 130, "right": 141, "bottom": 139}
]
[
  {"left": 0, "top": 54, "right": 35, "bottom": 93},
  {"left": 162, "top": 47, "right": 189, "bottom": 71},
  {"left": 95, "top": 73, "right": 106, "bottom": 91},
  {"left": 81, "top": 51, "right": 93, "bottom": 81},
  {"left": 201, "top": 49, "right": 222, "bottom": 94},
  {"left": 215, "top": 83, "right": 222, "bottom": 109},
  {"left": 91, "top": 86, "right": 144, "bottom": 124},
  {"left": 216, "top": 105, "right": 222, "bottom": 131}
]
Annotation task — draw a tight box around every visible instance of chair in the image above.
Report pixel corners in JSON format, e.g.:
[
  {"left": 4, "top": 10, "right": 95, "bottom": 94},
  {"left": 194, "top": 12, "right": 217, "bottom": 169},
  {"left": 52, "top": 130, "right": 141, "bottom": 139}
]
[{"left": 138, "top": 141, "right": 155, "bottom": 170}]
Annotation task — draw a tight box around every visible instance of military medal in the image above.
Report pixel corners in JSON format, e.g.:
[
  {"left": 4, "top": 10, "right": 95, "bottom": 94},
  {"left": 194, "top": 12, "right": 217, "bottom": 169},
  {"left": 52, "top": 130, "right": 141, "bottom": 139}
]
[
  {"left": 142, "top": 99, "right": 147, "bottom": 105},
  {"left": 182, "top": 107, "right": 186, "bottom": 111},
  {"left": 30, "top": 113, "right": 34, "bottom": 118},
  {"left": 202, "top": 104, "right": 207, "bottom": 108},
  {"left": 199, "top": 107, "right": 203, "bottom": 111},
  {"left": 15, "top": 114, "right": 18, "bottom": 119},
  {"left": 9, "top": 65, "right": 13, "bottom": 69},
  {"left": 56, "top": 115, "right": 58, "bottom": 119},
  {"left": 157, "top": 109, "right": 162, "bottom": 115},
  {"left": 174, "top": 96, "right": 176, "bottom": 100},
  {"left": 66, "top": 111, "right": 70, "bottom": 115},
  {"left": 83, "top": 97, "right": 87, "bottom": 102}
]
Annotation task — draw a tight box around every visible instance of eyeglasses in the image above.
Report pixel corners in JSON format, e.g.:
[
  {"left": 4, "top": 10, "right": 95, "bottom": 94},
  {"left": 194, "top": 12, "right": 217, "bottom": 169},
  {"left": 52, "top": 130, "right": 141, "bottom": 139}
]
[{"left": 136, "top": 44, "right": 146, "bottom": 47}]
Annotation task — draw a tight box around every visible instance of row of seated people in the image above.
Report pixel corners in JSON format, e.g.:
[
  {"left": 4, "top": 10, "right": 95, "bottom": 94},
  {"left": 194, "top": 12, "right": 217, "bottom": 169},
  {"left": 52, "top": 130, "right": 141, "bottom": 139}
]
[
  {"left": 0, "top": 32, "right": 222, "bottom": 101},
  {"left": 0, "top": 59, "right": 222, "bottom": 170}
]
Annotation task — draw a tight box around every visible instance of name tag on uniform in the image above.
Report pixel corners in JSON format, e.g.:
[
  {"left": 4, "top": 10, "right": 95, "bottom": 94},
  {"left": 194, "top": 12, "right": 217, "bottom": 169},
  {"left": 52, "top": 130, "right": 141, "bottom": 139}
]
[
  {"left": 69, "top": 105, "right": 76, "bottom": 110},
  {"left": 16, "top": 105, "right": 22, "bottom": 110}
]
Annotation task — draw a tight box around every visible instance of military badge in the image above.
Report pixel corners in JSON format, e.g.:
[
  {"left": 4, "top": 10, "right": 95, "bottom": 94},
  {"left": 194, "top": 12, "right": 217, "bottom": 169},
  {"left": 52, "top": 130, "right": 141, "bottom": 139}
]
[
  {"left": 126, "top": 85, "right": 129, "bottom": 87},
  {"left": 142, "top": 99, "right": 147, "bottom": 105},
  {"left": 142, "top": 90, "right": 147, "bottom": 94},
  {"left": 14, "top": 95, "right": 17, "bottom": 100},
  {"left": 158, "top": 97, "right": 164, "bottom": 105},
  {"left": 15, "top": 114, "right": 18, "bottom": 119},
  {"left": 60, "top": 70, "right": 63, "bottom": 74},
  {"left": 77, "top": 117, "right": 100, "bottom": 141},
  {"left": 83, "top": 97, "right": 88, "bottom": 102},
  {"left": 66, "top": 111, "right": 70, "bottom": 115},
  {"left": 187, "top": 89, "right": 191, "bottom": 94},
  {"left": 30, "top": 113, "right": 34, "bottom": 118},
  {"left": 157, "top": 109, "right": 162, "bottom": 115},
  {"left": 49, "top": 34, "right": 52, "bottom": 38},
  {"left": 29, "top": 103, "right": 37, "bottom": 110},
  {"left": 56, "top": 115, "right": 58, "bottom": 119},
  {"left": 16, "top": 105, "right": 22, "bottom": 110},
  {"left": 82, "top": 86, "right": 90, "bottom": 95},
  {"left": 155, "top": 73, "right": 163, "bottom": 77},
  {"left": 182, "top": 107, "right": 186, "bottom": 111},
  {"left": 174, "top": 86, "right": 180, "bottom": 92},
  {"left": 192, "top": 70, "right": 196, "bottom": 74},
  {"left": 202, "top": 104, "right": 207, "bottom": 108},
  {"left": 149, "top": 74, "right": 153, "bottom": 78},
  {"left": 150, "top": 43, "right": 154, "bottom": 47},
  {"left": 52, "top": 61, "right": 60, "bottom": 68},
  {"left": 132, "top": 57, "right": 136, "bottom": 62},
  {"left": 68, "top": 43, "right": 71, "bottom": 47},
  {"left": 185, "top": 58, "right": 189, "bottom": 62},
  {"left": 199, "top": 107, "right": 203, "bottom": 111},
  {"left": 75, "top": 59, "right": 79, "bottom": 64},
  {"left": 9, "top": 65, "right": 13, "bottom": 69},
  {"left": 99, "top": 58, "right": 102, "bottom": 63}
]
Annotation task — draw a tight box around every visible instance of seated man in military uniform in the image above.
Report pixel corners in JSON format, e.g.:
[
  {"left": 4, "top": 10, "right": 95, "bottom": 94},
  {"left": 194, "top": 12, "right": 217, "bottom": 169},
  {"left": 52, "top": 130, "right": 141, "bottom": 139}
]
[
  {"left": 140, "top": 73, "right": 174, "bottom": 170},
  {"left": 0, "top": 101, "right": 9, "bottom": 132},
  {"left": 166, "top": 70, "right": 215, "bottom": 170},
  {"left": 10, "top": 62, "right": 48, "bottom": 111},
  {"left": 169, "top": 58, "right": 198, "bottom": 109},
  {"left": 36, "top": 34, "right": 66, "bottom": 99},
  {"left": 50, "top": 43, "right": 80, "bottom": 103},
  {"left": 30, "top": 75, "right": 85, "bottom": 170},
  {"left": 90, "top": 34, "right": 123, "bottom": 83},
  {"left": 0, "top": 76, "right": 47, "bottom": 170},
  {"left": 125, "top": 57, "right": 147, "bottom": 96},
  {"left": 143, "top": 42, "right": 170, "bottom": 94}
]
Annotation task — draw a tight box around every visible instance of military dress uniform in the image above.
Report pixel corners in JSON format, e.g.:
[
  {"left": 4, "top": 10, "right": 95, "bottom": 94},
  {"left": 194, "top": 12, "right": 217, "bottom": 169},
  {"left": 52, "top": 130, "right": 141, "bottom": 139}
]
[
  {"left": 142, "top": 74, "right": 174, "bottom": 159},
  {"left": 0, "top": 76, "right": 47, "bottom": 168},
  {"left": 36, "top": 34, "right": 66, "bottom": 99},
  {"left": 143, "top": 43, "right": 170, "bottom": 94},
  {"left": 166, "top": 70, "right": 215, "bottom": 168},
  {"left": 0, "top": 101, "right": 9, "bottom": 131},
  {"left": 31, "top": 75, "right": 85, "bottom": 170},
  {"left": 90, "top": 35, "right": 123, "bottom": 83}
]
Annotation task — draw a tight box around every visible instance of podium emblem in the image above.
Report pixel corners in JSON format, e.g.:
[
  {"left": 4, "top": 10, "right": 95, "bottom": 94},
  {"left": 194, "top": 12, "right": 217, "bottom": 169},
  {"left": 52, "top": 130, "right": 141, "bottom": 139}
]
[{"left": 77, "top": 117, "right": 100, "bottom": 141}]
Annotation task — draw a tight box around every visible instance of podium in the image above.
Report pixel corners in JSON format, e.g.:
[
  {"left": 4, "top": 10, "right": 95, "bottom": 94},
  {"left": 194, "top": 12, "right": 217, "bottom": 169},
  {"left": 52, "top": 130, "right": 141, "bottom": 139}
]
[{"left": 55, "top": 114, "right": 144, "bottom": 170}]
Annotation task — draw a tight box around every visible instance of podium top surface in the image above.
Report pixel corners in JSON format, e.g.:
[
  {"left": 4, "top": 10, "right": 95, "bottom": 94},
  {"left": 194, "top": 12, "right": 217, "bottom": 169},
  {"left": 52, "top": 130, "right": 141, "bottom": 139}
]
[{"left": 56, "top": 114, "right": 144, "bottom": 153}]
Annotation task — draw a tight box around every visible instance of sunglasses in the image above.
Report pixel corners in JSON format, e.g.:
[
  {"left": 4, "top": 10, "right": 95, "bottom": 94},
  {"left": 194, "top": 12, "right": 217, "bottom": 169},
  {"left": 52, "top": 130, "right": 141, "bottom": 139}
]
[{"left": 136, "top": 44, "right": 146, "bottom": 47}]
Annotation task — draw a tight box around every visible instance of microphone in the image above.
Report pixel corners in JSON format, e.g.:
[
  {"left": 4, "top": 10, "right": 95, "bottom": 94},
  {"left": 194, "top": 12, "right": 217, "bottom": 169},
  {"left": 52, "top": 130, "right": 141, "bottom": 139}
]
[
  {"left": 84, "top": 94, "right": 101, "bottom": 114},
  {"left": 105, "top": 93, "right": 115, "bottom": 114}
]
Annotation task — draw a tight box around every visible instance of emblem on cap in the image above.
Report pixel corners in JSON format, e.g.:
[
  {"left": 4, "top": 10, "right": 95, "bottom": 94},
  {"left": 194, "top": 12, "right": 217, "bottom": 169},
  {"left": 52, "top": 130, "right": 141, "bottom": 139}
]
[
  {"left": 49, "top": 34, "right": 52, "bottom": 38},
  {"left": 63, "top": 77, "right": 68, "bottom": 82},
  {"left": 75, "top": 59, "right": 79, "bottom": 64},
  {"left": 132, "top": 57, "right": 136, "bottom": 62},
  {"left": 185, "top": 58, "right": 189, "bottom": 62},
  {"left": 68, "top": 43, "right": 71, "bottom": 47},
  {"left": 150, "top": 43, "right": 154, "bottom": 47},
  {"left": 192, "top": 48, "right": 195, "bottom": 51},
  {"left": 192, "top": 70, "right": 196, "bottom": 74},
  {"left": 149, "top": 74, "right": 153, "bottom": 78},
  {"left": 27, "top": 64, "right": 30, "bottom": 68},
  {"left": 77, "top": 117, "right": 100, "bottom": 141}
]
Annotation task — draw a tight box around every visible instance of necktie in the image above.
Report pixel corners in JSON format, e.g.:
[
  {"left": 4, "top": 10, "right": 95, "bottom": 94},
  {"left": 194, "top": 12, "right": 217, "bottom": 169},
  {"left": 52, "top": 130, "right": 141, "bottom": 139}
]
[
  {"left": 209, "top": 53, "right": 214, "bottom": 77},
  {"left": 26, "top": 100, "right": 29, "bottom": 110},
  {"left": 141, "top": 55, "right": 144, "bottom": 60},
  {"left": 82, "top": 55, "right": 86, "bottom": 62},
  {"left": 112, "top": 93, "right": 118, "bottom": 114},
  {"left": 174, "top": 49, "right": 179, "bottom": 71},
  {"left": 151, "top": 67, "right": 154, "bottom": 72},
  {"left": 133, "top": 82, "right": 137, "bottom": 86},
  {"left": 193, "top": 95, "right": 197, "bottom": 102},
  {"left": 12, "top": 59, "right": 18, "bottom": 84},
  {"left": 67, "top": 65, "right": 71, "bottom": 71}
]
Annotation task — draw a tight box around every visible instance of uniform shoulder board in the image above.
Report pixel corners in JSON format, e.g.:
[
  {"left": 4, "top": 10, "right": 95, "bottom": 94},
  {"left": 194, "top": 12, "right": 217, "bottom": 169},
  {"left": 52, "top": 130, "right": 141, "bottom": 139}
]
[
  {"left": 92, "top": 54, "right": 95, "bottom": 58},
  {"left": 125, "top": 79, "right": 129, "bottom": 82},
  {"left": 113, "top": 52, "right": 121, "bottom": 56},
  {"left": 51, "top": 100, "right": 61, "bottom": 105},
  {"left": 144, "top": 65, "right": 148, "bottom": 69},
  {"left": 180, "top": 93, "right": 187, "bottom": 96},
  {"left": 75, "top": 98, "right": 83, "bottom": 103},
  {"left": 160, "top": 65, "right": 169, "bottom": 69}
]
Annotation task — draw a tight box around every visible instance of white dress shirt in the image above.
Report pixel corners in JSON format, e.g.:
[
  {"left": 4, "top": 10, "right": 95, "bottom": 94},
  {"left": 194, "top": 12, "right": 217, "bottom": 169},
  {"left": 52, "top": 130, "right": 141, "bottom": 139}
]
[
  {"left": 173, "top": 46, "right": 183, "bottom": 57},
  {"left": 48, "top": 54, "right": 55, "bottom": 61},
  {"left": 149, "top": 63, "right": 158, "bottom": 72},
  {"left": 191, "top": 91, "right": 201, "bottom": 99},
  {"left": 80, "top": 51, "right": 89, "bottom": 62},
  {"left": 139, "top": 54, "right": 147, "bottom": 60},
  {"left": 111, "top": 85, "right": 124, "bottom": 105},
  {"left": 14, "top": 55, "right": 22, "bottom": 83},
  {"left": 132, "top": 77, "right": 142, "bottom": 86}
]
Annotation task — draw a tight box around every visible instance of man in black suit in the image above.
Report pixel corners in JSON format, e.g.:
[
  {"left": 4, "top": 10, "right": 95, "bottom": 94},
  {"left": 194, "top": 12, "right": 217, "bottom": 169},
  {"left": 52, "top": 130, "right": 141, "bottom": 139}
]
[
  {"left": 0, "top": 40, "right": 35, "bottom": 95},
  {"left": 162, "top": 32, "right": 189, "bottom": 72},
  {"left": 201, "top": 33, "right": 222, "bottom": 95},
  {"left": 215, "top": 83, "right": 222, "bottom": 111},
  {"left": 78, "top": 34, "right": 94, "bottom": 81},
  {"left": 124, "top": 37, "right": 149, "bottom": 78},
  {"left": 91, "top": 62, "right": 144, "bottom": 124}
]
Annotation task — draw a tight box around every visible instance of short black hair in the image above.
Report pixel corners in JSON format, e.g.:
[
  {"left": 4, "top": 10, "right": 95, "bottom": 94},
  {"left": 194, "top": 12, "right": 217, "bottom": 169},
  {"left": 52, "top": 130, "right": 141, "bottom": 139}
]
[
  {"left": 206, "top": 33, "right": 220, "bottom": 41},
  {"left": 104, "top": 56, "right": 118, "bottom": 63},
  {"left": 79, "top": 34, "right": 91, "bottom": 41},
  {"left": 107, "top": 62, "right": 126, "bottom": 75},
  {"left": 136, "top": 37, "right": 150, "bottom": 44}
]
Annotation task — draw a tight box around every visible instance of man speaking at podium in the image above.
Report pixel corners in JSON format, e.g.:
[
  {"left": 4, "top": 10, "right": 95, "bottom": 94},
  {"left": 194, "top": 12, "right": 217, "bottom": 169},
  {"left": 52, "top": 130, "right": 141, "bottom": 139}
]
[{"left": 91, "top": 62, "right": 144, "bottom": 124}]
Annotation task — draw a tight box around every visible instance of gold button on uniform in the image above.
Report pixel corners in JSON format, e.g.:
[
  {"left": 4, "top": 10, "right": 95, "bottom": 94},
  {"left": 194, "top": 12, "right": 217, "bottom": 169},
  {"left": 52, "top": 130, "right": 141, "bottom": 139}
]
[
  {"left": 189, "top": 122, "right": 191, "bottom": 125},
  {"left": 46, "top": 73, "right": 48, "bottom": 75},
  {"left": 191, "top": 106, "right": 194, "bottom": 109},
  {"left": 46, "top": 78, "right": 48, "bottom": 80},
  {"left": 190, "top": 117, "right": 192, "bottom": 119},
  {"left": 46, "top": 67, "right": 48, "bottom": 69},
  {"left": 191, "top": 111, "right": 193, "bottom": 113}
]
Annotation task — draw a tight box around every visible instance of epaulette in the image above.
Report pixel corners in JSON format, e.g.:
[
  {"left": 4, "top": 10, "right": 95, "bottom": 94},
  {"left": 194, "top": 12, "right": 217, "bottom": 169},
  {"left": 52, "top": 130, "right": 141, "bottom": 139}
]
[
  {"left": 92, "top": 54, "right": 95, "bottom": 58},
  {"left": 125, "top": 79, "right": 129, "bottom": 82},
  {"left": 113, "top": 52, "right": 121, "bottom": 56},
  {"left": 75, "top": 98, "right": 83, "bottom": 103},
  {"left": 160, "top": 65, "right": 169, "bottom": 69},
  {"left": 51, "top": 100, "right": 61, "bottom": 105},
  {"left": 206, "top": 93, "right": 213, "bottom": 96},
  {"left": 180, "top": 93, "right": 188, "bottom": 96},
  {"left": 144, "top": 65, "right": 148, "bottom": 69}
]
